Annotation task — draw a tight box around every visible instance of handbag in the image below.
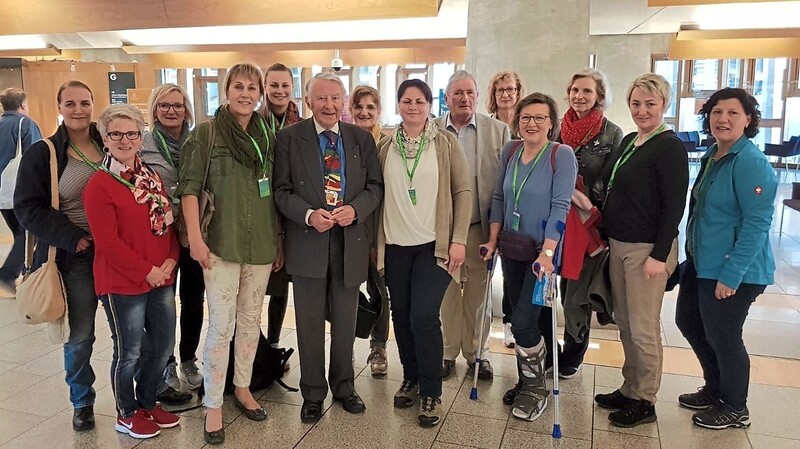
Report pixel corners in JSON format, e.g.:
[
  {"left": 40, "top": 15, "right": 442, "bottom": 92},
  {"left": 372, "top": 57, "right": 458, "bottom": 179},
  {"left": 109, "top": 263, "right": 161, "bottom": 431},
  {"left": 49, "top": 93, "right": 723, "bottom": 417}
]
[
  {"left": 16, "top": 138, "right": 67, "bottom": 326},
  {"left": 0, "top": 118, "right": 25, "bottom": 209},
  {"left": 497, "top": 231, "right": 541, "bottom": 262},
  {"left": 176, "top": 121, "right": 216, "bottom": 247}
]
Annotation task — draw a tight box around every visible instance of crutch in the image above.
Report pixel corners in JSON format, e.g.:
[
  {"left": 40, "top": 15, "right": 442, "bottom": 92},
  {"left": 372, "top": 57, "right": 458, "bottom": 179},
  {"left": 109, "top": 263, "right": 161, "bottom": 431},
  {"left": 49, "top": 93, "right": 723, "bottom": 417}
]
[
  {"left": 469, "top": 247, "right": 498, "bottom": 401},
  {"left": 532, "top": 220, "right": 566, "bottom": 439}
]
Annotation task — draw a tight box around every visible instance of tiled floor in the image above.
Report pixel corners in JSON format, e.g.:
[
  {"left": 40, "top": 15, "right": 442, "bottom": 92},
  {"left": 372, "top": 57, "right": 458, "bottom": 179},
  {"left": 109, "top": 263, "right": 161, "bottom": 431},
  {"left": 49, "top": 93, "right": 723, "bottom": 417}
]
[{"left": 0, "top": 171, "right": 799, "bottom": 448}]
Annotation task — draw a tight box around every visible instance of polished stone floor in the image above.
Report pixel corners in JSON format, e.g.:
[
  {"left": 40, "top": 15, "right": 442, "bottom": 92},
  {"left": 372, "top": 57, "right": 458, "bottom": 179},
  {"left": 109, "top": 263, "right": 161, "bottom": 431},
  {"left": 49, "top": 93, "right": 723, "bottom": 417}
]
[{"left": 0, "top": 171, "right": 798, "bottom": 449}]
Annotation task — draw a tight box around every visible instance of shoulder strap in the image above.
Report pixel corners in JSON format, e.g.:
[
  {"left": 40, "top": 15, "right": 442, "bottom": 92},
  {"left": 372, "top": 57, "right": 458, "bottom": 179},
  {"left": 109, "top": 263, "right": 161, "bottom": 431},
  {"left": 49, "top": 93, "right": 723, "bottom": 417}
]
[
  {"left": 201, "top": 120, "right": 216, "bottom": 190},
  {"left": 16, "top": 117, "right": 24, "bottom": 157},
  {"left": 506, "top": 141, "right": 524, "bottom": 164},
  {"left": 25, "top": 138, "right": 60, "bottom": 269},
  {"left": 551, "top": 143, "right": 560, "bottom": 174}
]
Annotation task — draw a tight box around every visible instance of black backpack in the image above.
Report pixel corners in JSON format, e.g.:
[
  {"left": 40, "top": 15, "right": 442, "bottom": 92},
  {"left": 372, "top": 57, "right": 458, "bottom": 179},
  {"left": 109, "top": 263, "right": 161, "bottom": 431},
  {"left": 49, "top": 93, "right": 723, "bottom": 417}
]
[{"left": 222, "top": 330, "right": 298, "bottom": 394}]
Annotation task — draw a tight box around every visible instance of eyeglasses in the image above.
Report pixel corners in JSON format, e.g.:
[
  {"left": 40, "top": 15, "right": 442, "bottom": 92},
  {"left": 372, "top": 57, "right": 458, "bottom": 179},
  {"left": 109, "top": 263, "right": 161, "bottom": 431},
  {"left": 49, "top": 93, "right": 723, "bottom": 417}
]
[
  {"left": 496, "top": 87, "right": 518, "bottom": 96},
  {"left": 519, "top": 115, "right": 549, "bottom": 125},
  {"left": 106, "top": 131, "right": 142, "bottom": 141},
  {"left": 157, "top": 102, "right": 186, "bottom": 113}
]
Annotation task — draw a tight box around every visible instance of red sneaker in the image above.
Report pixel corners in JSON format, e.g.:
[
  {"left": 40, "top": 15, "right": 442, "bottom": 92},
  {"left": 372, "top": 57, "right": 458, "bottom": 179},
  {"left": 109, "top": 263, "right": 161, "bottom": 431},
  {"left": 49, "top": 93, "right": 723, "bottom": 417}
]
[
  {"left": 145, "top": 405, "right": 181, "bottom": 428},
  {"left": 116, "top": 409, "right": 161, "bottom": 439}
]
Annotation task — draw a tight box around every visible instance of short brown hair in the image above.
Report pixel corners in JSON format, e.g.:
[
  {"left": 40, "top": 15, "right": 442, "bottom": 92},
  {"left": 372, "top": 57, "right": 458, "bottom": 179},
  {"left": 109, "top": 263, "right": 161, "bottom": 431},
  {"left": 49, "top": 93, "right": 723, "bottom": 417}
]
[
  {"left": 486, "top": 71, "right": 524, "bottom": 114},
  {"left": 57, "top": 80, "right": 93, "bottom": 104},
  {"left": 223, "top": 63, "right": 265, "bottom": 98},
  {"left": 565, "top": 68, "right": 610, "bottom": 111},
  {"left": 349, "top": 85, "right": 381, "bottom": 112},
  {"left": 0, "top": 88, "right": 26, "bottom": 111},
  {"left": 512, "top": 92, "right": 560, "bottom": 140},
  {"left": 147, "top": 83, "right": 194, "bottom": 128}
]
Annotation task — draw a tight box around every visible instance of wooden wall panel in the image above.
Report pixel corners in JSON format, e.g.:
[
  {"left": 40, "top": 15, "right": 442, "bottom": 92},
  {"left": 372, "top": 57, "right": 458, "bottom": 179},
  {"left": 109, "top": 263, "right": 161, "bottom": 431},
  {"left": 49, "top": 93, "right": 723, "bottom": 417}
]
[{"left": 21, "top": 61, "right": 157, "bottom": 135}]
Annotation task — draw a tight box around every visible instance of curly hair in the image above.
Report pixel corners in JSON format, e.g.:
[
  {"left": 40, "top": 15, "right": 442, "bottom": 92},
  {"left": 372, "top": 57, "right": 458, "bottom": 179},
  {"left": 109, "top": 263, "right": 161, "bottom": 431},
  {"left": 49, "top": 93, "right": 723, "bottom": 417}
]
[{"left": 699, "top": 88, "right": 760, "bottom": 138}]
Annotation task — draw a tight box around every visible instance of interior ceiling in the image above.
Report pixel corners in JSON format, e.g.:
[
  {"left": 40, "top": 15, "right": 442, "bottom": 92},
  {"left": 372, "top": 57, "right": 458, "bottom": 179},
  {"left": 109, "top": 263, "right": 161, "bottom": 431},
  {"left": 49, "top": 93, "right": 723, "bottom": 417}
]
[{"left": 0, "top": 0, "right": 798, "bottom": 54}]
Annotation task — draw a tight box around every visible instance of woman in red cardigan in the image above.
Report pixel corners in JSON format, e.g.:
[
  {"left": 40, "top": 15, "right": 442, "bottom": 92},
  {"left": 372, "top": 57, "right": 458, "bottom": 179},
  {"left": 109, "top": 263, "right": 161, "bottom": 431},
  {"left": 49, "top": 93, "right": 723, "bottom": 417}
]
[{"left": 84, "top": 104, "right": 181, "bottom": 440}]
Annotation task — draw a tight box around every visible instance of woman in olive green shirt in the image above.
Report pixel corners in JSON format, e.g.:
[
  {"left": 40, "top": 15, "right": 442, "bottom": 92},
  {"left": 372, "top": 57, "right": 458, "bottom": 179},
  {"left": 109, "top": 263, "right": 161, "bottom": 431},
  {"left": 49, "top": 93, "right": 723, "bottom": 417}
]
[{"left": 177, "top": 63, "right": 280, "bottom": 445}]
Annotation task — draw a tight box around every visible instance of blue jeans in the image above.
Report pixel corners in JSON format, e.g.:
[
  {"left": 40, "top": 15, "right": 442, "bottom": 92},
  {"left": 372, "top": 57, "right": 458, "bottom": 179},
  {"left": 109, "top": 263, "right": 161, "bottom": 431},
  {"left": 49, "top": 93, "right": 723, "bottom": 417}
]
[
  {"left": 61, "top": 250, "right": 98, "bottom": 409},
  {"left": 100, "top": 286, "right": 176, "bottom": 418},
  {"left": 675, "top": 260, "right": 765, "bottom": 410},
  {"left": 385, "top": 243, "right": 451, "bottom": 398}
]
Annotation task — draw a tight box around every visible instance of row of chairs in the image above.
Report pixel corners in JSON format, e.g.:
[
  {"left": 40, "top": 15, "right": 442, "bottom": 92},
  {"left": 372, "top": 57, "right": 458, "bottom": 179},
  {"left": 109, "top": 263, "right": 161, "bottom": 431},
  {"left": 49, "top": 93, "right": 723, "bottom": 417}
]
[
  {"left": 765, "top": 136, "right": 800, "bottom": 175},
  {"left": 675, "top": 131, "right": 715, "bottom": 163}
]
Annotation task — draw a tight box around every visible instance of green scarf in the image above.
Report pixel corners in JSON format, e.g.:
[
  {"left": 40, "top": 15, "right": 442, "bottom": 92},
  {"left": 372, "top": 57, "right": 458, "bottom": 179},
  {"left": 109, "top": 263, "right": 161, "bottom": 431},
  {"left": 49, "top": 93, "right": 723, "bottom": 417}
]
[{"left": 214, "top": 105, "right": 273, "bottom": 170}]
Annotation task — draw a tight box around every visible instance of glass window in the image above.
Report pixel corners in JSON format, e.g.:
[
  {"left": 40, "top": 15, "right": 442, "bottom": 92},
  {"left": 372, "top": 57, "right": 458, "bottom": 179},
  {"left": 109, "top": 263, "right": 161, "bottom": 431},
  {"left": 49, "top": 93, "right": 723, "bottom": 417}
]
[
  {"left": 654, "top": 60, "right": 679, "bottom": 118},
  {"left": 205, "top": 82, "right": 219, "bottom": 117},
  {"left": 291, "top": 67, "right": 302, "bottom": 99},
  {"left": 691, "top": 59, "right": 720, "bottom": 92},
  {"left": 202, "top": 69, "right": 218, "bottom": 77},
  {"left": 752, "top": 127, "right": 784, "bottom": 150},
  {"left": 784, "top": 97, "right": 800, "bottom": 139},
  {"left": 431, "top": 63, "right": 455, "bottom": 117},
  {"left": 161, "top": 69, "right": 178, "bottom": 85},
  {"left": 726, "top": 60, "right": 742, "bottom": 87},
  {"left": 753, "top": 58, "right": 788, "bottom": 120},
  {"left": 357, "top": 66, "right": 379, "bottom": 88}
]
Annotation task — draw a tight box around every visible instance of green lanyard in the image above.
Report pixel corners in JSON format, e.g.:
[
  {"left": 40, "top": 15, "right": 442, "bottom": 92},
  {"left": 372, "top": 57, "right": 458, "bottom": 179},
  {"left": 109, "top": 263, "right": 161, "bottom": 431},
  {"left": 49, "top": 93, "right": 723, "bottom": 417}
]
[
  {"left": 269, "top": 113, "right": 286, "bottom": 134},
  {"left": 154, "top": 130, "right": 176, "bottom": 170},
  {"left": 512, "top": 141, "right": 550, "bottom": 210},
  {"left": 68, "top": 141, "right": 104, "bottom": 171},
  {"left": 245, "top": 116, "right": 271, "bottom": 176},
  {"left": 396, "top": 130, "right": 426, "bottom": 186},
  {"left": 607, "top": 123, "right": 667, "bottom": 191}
]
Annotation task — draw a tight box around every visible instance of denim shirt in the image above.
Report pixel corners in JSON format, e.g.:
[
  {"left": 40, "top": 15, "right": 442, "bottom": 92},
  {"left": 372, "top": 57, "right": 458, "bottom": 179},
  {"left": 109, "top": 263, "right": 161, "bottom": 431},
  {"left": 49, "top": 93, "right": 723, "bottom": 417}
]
[{"left": 0, "top": 111, "right": 43, "bottom": 182}]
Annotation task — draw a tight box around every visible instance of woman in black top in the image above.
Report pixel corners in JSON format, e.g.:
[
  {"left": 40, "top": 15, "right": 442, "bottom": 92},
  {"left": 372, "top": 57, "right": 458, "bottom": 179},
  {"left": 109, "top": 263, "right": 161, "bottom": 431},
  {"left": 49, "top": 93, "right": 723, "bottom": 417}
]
[
  {"left": 556, "top": 68, "right": 623, "bottom": 378},
  {"left": 594, "top": 73, "right": 688, "bottom": 428}
]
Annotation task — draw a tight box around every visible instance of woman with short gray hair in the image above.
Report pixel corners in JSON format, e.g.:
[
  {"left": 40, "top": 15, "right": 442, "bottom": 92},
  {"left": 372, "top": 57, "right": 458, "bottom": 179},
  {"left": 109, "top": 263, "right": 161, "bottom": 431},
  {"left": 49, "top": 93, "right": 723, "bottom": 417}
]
[{"left": 85, "top": 103, "right": 182, "bottom": 439}]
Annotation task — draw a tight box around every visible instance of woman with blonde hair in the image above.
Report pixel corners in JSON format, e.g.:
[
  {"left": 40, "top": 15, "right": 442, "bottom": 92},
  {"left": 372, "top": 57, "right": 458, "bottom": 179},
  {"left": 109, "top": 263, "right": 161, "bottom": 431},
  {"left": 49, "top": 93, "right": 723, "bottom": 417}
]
[
  {"left": 595, "top": 73, "right": 688, "bottom": 428},
  {"left": 177, "top": 63, "right": 280, "bottom": 444},
  {"left": 84, "top": 104, "right": 181, "bottom": 439},
  {"left": 140, "top": 84, "right": 205, "bottom": 401},
  {"left": 487, "top": 71, "right": 525, "bottom": 130}
]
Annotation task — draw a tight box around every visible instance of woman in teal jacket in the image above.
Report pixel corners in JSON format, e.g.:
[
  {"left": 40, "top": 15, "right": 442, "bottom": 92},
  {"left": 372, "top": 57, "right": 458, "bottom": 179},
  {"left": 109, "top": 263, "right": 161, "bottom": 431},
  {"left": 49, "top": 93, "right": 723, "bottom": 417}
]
[{"left": 675, "top": 88, "right": 777, "bottom": 431}]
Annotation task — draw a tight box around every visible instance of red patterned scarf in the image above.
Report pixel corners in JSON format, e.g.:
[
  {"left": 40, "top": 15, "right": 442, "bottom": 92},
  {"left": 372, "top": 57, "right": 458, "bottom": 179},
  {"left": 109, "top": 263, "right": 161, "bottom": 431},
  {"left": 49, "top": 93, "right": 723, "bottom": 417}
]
[
  {"left": 102, "top": 153, "right": 174, "bottom": 236},
  {"left": 561, "top": 107, "right": 604, "bottom": 149}
]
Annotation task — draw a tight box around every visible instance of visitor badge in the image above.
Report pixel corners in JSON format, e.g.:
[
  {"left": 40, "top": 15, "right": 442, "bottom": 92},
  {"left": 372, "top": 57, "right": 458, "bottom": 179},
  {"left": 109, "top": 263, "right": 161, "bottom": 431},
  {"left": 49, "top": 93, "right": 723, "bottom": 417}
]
[
  {"left": 511, "top": 210, "right": 521, "bottom": 232},
  {"left": 408, "top": 188, "right": 417, "bottom": 206},
  {"left": 258, "top": 177, "right": 271, "bottom": 198},
  {"left": 325, "top": 189, "right": 340, "bottom": 206}
]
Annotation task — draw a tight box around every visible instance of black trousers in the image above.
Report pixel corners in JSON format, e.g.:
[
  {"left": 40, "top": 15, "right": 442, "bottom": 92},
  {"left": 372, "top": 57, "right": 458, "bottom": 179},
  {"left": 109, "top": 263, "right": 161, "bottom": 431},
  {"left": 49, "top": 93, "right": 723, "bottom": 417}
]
[
  {"left": 0, "top": 209, "right": 24, "bottom": 285},
  {"left": 675, "top": 260, "right": 765, "bottom": 410},
  {"left": 168, "top": 245, "right": 206, "bottom": 365}
]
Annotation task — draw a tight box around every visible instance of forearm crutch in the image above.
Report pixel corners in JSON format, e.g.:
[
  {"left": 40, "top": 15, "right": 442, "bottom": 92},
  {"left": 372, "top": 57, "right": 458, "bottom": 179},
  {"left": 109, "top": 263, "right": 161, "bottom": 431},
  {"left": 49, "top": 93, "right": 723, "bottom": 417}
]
[{"left": 470, "top": 247, "right": 498, "bottom": 401}]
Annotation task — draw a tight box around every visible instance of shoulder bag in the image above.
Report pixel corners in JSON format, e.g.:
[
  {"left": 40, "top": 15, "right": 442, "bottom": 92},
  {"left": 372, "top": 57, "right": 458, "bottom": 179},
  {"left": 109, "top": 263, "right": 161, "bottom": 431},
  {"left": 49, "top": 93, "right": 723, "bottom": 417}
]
[{"left": 0, "top": 118, "right": 25, "bottom": 209}]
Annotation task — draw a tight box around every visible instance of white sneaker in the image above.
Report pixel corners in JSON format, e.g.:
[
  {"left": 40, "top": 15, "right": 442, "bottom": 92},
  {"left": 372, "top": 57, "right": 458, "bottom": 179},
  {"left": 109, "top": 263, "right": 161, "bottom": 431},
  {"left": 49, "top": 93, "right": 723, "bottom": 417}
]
[
  {"left": 504, "top": 323, "right": 516, "bottom": 348},
  {"left": 179, "top": 359, "right": 203, "bottom": 390}
]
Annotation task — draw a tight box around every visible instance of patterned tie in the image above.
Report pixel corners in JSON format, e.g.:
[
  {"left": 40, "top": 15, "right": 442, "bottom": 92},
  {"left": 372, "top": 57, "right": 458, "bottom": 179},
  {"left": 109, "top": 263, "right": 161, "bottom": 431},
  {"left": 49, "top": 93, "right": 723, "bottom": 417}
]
[{"left": 322, "top": 130, "right": 343, "bottom": 208}]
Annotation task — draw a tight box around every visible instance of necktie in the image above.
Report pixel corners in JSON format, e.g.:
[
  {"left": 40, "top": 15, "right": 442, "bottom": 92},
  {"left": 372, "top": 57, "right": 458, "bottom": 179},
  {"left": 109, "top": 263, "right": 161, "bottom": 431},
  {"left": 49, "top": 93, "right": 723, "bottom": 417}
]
[{"left": 322, "top": 130, "right": 343, "bottom": 208}]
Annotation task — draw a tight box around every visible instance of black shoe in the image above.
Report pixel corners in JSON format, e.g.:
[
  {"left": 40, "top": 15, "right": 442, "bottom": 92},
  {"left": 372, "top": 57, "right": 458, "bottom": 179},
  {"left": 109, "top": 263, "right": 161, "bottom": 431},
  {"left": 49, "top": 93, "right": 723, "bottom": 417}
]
[
  {"left": 233, "top": 396, "right": 267, "bottom": 421},
  {"left": 441, "top": 360, "right": 456, "bottom": 379},
  {"left": 594, "top": 389, "right": 636, "bottom": 410},
  {"left": 609, "top": 400, "right": 657, "bottom": 428},
  {"left": 204, "top": 415, "right": 225, "bottom": 445},
  {"left": 503, "top": 382, "right": 522, "bottom": 405},
  {"left": 72, "top": 405, "right": 95, "bottom": 431},
  {"left": 300, "top": 399, "right": 323, "bottom": 423},
  {"left": 692, "top": 402, "right": 750, "bottom": 430},
  {"left": 156, "top": 386, "right": 192, "bottom": 405},
  {"left": 468, "top": 360, "right": 494, "bottom": 380},
  {"left": 679, "top": 386, "right": 718, "bottom": 410},
  {"left": 336, "top": 392, "right": 366, "bottom": 414},
  {"left": 558, "top": 365, "right": 581, "bottom": 379}
]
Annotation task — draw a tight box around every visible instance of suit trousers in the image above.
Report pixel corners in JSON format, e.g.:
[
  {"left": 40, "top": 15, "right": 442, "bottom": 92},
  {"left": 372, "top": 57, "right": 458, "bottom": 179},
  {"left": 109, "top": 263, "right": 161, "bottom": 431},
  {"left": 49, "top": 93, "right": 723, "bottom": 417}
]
[
  {"left": 608, "top": 238, "right": 677, "bottom": 404},
  {"left": 441, "top": 223, "right": 491, "bottom": 363},
  {"left": 293, "top": 227, "right": 359, "bottom": 401},
  {"left": 202, "top": 254, "right": 272, "bottom": 409}
]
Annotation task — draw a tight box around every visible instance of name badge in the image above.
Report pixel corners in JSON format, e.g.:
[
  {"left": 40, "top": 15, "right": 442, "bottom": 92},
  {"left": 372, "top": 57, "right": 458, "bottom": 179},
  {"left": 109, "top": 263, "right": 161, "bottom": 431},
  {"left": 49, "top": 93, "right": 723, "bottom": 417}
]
[
  {"left": 325, "top": 189, "right": 340, "bottom": 207},
  {"left": 511, "top": 210, "right": 521, "bottom": 232},
  {"left": 258, "top": 177, "right": 271, "bottom": 198},
  {"left": 408, "top": 188, "right": 417, "bottom": 206}
]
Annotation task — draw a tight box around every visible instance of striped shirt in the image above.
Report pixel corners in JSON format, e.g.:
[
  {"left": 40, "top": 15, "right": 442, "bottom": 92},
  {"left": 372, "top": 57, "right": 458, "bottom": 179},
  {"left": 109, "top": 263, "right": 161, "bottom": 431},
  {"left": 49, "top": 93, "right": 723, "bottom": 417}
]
[{"left": 58, "top": 156, "right": 96, "bottom": 233}]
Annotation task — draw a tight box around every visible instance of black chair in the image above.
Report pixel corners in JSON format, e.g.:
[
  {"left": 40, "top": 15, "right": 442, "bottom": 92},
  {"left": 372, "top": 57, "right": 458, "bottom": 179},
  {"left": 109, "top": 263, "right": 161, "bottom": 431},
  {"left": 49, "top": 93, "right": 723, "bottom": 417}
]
[
  {"left": 765, "top": 136, "right": 800, "bottom": 175},
  {"left": 779, "top": 182, "right": 800, "bottom": 235}
]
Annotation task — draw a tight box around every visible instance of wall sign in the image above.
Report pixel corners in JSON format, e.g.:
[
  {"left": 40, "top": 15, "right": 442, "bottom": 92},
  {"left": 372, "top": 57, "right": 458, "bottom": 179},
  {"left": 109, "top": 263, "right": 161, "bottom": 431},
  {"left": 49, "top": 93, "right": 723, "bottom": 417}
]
[{"left": 108, "top": 72, "right": 136, "bottom": 104}]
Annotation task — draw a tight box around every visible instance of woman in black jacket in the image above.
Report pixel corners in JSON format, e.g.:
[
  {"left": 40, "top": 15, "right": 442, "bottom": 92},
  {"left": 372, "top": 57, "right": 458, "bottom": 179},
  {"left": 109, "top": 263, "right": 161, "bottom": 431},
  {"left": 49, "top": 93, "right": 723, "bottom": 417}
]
[
  {"left": 555, "top": 68, "right": 623, "bottom": 378},
  {"left": 14, "top": 80, "right": 104, "bottom": 433}
]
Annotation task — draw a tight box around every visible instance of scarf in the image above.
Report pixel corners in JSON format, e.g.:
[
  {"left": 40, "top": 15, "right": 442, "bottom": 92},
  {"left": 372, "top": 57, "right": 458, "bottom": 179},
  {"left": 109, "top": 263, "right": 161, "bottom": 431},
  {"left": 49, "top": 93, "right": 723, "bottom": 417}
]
[
  {"left": 561, "top": 107, "right": 604, "bottom": 149},
  {"left": 154, "top": 121, "right": 189, "bottom": 168},
  {"left": 102, "top": 153, "right": 174, "bottom": 236},
  {"left": 393, "top": 120, "right": 439, "bottom": 159},
  {"left": 264, "top": 100, "right": 301, "bottom": 133},
  {"left": 214, "top": 105, "right": 272, "bottom": 171}
]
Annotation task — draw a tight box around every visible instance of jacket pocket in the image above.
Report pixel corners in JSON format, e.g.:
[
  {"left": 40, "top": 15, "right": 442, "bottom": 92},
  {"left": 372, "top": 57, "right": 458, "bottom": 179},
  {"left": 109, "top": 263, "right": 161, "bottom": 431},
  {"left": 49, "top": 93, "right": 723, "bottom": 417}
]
[{"left": 211, "top": 154, "right": 234, "bottom": 177}]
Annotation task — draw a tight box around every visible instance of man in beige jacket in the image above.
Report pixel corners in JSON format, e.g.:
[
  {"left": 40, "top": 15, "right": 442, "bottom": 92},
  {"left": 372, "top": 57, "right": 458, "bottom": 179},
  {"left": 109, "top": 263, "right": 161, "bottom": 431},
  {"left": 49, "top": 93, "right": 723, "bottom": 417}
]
[{"left": 434, "top": 70, "right": 511, "bottom": 380}]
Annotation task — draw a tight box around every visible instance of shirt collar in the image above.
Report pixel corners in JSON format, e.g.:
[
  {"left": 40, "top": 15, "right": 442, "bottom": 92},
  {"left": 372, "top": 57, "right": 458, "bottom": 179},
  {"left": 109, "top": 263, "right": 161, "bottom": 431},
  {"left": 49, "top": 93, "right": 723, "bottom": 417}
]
[
  {"left": 313, "top": 118, "right": 340, "bottom": 136},
  {"left": 445, "top": 112, "right": 477, "bottom": 132}
]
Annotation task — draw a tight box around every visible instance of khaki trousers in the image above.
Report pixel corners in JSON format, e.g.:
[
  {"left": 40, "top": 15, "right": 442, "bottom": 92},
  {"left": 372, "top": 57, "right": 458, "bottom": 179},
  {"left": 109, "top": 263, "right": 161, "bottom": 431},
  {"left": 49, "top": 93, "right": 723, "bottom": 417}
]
[
  {"left": 202, "top": 253, "right": 272, "bottom": 409},
  {"left": 608, "top": 238, "right": 678, "bottom": 404},
  {"left": 441, "top": 223, "right": 491, "bottom": 363}
]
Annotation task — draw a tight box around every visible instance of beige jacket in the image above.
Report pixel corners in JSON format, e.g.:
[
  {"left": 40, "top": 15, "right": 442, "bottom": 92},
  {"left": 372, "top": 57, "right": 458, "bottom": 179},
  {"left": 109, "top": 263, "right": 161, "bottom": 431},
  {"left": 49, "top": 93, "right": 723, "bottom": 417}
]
[{"left": 376, "top": 126, "right": 472, "bottom": 281}]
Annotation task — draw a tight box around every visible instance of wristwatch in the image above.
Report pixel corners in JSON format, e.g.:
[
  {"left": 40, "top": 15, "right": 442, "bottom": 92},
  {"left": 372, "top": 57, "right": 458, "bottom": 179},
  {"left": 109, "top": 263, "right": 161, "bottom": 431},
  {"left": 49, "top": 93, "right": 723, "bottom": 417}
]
[{"left": 543, "top": 249, "right": 554, "bottom": 258}]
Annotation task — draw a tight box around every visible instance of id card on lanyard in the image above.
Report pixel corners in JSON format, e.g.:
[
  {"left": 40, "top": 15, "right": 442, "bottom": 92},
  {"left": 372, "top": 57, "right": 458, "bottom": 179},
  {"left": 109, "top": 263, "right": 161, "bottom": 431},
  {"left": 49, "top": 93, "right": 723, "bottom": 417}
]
[
  {"left": 510, "top": 142, "right": 550, "bottom": 231},
  {"left": 246, "top": 116, "right": 272, "bottom": 198}
]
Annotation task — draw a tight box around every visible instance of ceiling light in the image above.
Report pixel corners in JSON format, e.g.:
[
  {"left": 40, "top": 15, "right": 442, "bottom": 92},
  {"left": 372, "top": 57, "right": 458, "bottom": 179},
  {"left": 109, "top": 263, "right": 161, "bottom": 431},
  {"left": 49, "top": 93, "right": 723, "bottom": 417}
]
[{"left": 0, "top": 35, "right": 48, "bottom": 51}]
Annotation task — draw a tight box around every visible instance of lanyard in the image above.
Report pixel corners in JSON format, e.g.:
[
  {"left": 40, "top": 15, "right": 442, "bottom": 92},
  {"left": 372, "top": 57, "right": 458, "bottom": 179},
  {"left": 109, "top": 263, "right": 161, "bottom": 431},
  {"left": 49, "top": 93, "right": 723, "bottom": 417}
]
[
  {"left": 99, "top": 164, "right": 165, "bottom": 208},
  {"left": 269, "top": 113, "right": 286, "bottom": 134},
  {"left": 68, "top": 141, "right": 104, "bottom": 171},
  {"left": 607, "top": 122, "right": 667, "bottom": 191},
  {"left": 154, "top": 130, "right": 176, "bottom": 169},
  {"left": 245, "top": 116, "right": 271, "bottom": 175},
  {"left": 512, "top": 141, "right": 550, "bottom": 210},
  {"left": 396, "top": 130, "right": 426, "bottom": 186}
]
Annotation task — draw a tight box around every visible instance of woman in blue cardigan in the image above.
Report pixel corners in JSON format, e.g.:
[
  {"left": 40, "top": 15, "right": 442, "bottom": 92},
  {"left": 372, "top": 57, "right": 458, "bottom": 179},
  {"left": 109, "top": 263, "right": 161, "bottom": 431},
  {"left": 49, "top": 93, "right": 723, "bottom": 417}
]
[{"left": 675, "top": 88, "right": 777, "bottom": 430}]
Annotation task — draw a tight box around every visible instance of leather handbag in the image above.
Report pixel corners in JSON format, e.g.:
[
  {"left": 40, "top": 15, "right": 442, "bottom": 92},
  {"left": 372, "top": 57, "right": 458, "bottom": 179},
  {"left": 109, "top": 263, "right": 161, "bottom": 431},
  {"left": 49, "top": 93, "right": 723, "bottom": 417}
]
[
  {"left": 497, "top": 231, "right": 541, "bottom": 262},
  {"left": 176, "top": 121, "right": 216, "bottom": 247},
  {"left": 16, "top": 138, "right": 67, "bottom": 326}
]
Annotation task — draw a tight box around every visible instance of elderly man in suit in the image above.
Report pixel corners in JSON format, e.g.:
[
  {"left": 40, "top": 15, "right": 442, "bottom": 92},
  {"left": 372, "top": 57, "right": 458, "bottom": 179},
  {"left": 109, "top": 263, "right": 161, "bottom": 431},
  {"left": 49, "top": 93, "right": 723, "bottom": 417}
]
[
  {"left": 435, "top": 70, "right": 511, "bottom": 380},
  {"left": 273, "top": 72, "right": 383, "bottom": 423}
]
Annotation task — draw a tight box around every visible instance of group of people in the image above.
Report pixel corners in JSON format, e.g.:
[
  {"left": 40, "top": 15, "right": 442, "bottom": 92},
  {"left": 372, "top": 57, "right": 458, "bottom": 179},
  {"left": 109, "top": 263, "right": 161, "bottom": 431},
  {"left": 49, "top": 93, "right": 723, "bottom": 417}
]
[{"left": 0, "top": 59, "right": 777, "bottom": 443}]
